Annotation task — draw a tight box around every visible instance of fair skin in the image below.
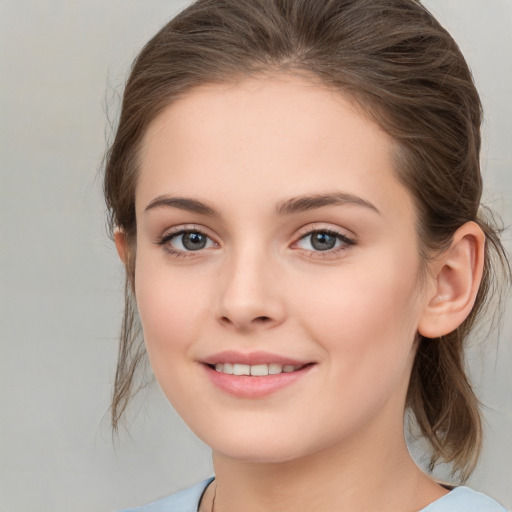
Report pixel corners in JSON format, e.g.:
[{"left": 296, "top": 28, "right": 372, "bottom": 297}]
[{"left": 115, "top": 75, "right": 485, "bottom": 512}]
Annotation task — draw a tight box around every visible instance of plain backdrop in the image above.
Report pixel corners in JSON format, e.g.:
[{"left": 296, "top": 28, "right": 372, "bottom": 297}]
[{"left": 0, "top": 1, "right": 511, "bottom": 511}]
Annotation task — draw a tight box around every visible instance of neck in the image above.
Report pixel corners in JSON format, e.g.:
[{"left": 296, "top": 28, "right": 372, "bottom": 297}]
[{"left": 209, "top": 423, "right": 446, "bottom": 512}]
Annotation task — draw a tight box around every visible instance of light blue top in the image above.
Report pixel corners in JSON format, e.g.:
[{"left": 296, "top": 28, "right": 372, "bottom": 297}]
[
  {"left": 118, "top": 478, "right": 507, "bottom": 512},
  {"left": 118, "top": 478, "right": 214, "bottom": 512}
]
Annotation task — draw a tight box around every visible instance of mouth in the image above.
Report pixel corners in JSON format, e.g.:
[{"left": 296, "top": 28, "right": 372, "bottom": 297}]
[
  {"left": 201, "top": 352, "right": 315, "bottom": 398},
  {"left": 208, "top": 362, "right": 309, "bottom": 376}
]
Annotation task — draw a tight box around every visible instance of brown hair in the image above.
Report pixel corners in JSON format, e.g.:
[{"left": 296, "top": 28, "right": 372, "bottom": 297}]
[{"left": 104, "top": 0, "right": 510, "bottom": 480}]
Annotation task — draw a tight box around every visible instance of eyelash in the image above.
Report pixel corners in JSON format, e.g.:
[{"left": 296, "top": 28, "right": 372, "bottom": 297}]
[
  {"left": 156, "top": 226, "right": 356, "bottom": 259},
  {"left": 156, "top": 226, "right": 216, "bottom": 258},
  {"left": 294, "top": 228, "right": 356, "bottom": 258}
]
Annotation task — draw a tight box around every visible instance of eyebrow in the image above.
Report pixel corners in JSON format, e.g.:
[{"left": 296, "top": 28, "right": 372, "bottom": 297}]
[
  {"left": 144, "top": 191, "right": 380, "bottom": 217},
  {"left": 144, "top": 195, "right": 221, "bottom": 216},
  {"left": 274, "top": 192, "right": 380, "bottom": 216}
]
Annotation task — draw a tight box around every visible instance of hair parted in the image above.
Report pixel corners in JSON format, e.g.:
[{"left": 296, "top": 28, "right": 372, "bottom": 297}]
[{"left": 104, "top": 0, "right": 510, "bottom": 480}]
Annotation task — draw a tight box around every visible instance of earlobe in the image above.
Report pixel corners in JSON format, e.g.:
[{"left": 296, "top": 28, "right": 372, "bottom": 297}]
[
  {"left": 114, "top": 228, "right": 128, "bottom": 264},
  {"left": 418, "top": 221, "right": 485, "bottom": 339}
]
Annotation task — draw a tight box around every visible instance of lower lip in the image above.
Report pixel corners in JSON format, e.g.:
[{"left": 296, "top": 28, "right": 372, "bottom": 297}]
[{"left": 203, "top": 364, "right": 314, "bottom": 398}]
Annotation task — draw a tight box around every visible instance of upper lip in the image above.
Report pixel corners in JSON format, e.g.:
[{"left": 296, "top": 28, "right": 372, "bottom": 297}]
[{"left": 201, "top": 350, "right": 312, "bottom": 366}]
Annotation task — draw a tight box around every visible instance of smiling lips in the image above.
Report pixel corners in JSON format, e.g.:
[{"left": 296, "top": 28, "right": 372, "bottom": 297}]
[
  {"left": 202, "top": 351, "right": 314, "bottom": 398},
  {"left": 214, "top": 362, "right": 306, "bottom": 376}
]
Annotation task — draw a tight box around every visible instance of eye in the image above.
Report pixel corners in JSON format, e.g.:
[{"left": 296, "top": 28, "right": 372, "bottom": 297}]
[
  {"left": 295, "top": 229, "right": 355, "bottom": 253},
  {"left": 158, "top": 229, "right": 216, "bottom": 254}
]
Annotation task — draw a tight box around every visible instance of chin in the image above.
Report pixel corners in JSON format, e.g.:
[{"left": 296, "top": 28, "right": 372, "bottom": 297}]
[
  {"left": 203, "top": 428, "right": 321, "bottom": 465},
  {"left": 216, "top": 444, "right": 304, "bottom": 464}
]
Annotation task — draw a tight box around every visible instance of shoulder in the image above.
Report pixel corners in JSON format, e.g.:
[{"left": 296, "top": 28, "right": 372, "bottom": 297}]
[
  {"left": 117, "top": 478, "right": 214, "bottom": 512},
  {"left": 421, "top": 486, "right": 507, "bottom": 512}
]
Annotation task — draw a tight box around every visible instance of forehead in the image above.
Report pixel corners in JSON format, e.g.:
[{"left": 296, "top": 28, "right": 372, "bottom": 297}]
[
  {"left": 136, "top": 75, "right": 415, "bottom": 222},
  {"left": 140, "top": 75, "right": 379, "bottom": 164}
]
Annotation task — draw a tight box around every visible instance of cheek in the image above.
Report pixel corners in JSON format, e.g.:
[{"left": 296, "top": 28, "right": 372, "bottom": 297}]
[
  {"left": 134, "top": 255, "right": 207, "bottom": 365},
  {"left": 291, "top": 253, "right": 423, "bottom": 378}
]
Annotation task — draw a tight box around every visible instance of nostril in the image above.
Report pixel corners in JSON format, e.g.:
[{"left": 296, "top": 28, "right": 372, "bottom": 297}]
[
  {"left": 218, "top": 315, "right": 275, "bottom": 329},
  {"left": 254, "top": 316, "right": 271, "bottom": 323},
  {"left": 220, "top": 315, "right": 270, "bottom": 324}
]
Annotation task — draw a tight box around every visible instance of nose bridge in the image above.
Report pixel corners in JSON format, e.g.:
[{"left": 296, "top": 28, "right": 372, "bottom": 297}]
[{"left": 216, "top": 238, "right": 284, "bottom": 330}]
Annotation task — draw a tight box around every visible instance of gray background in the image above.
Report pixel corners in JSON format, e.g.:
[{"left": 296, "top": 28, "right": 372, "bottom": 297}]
[{"left": 0, "top": 1, "right": 510, "bottom": 511}]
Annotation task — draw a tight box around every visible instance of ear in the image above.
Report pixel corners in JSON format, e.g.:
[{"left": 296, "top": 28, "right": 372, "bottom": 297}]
[
  {"left": 418, "top": 221, "right": 485, "bottom": 339},
  {"left": 114, "top": 228, "right": 128, "bottom": 264}
]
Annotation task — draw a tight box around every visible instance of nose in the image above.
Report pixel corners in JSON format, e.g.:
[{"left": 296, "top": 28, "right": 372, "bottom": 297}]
[{"left": 215, "top": 247, "right": 286, "bottom": 332}]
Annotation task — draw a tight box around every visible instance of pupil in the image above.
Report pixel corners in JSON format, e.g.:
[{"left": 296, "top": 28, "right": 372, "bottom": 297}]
[
  {"left": 183, "top": 232, "right": 206, "bottom": 250},
  {"left": 312, "top": 232, "right": 336, "bottom": 251}
]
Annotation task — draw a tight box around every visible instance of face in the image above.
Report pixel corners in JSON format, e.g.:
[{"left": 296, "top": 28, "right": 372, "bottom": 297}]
[{"left": 132, "top": 76, "right": 434, "bottom": 463}]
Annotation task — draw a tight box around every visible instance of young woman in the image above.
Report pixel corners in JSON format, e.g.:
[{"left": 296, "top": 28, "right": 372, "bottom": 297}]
[{"left": 104, "top": 1, "right": 510, "bottom": 510}]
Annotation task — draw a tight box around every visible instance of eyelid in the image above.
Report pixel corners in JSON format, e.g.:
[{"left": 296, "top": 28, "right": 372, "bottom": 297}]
[
  {"left": 157, "top": 224, "right": 208, "bottom": 241},
  {"left": 155, "top": 224, "right": 219, "bottom": 255},
  {"left": 154, "top": 223, "right": 356, "bottom": 258},
  {"left": 294, "top": 223, "right": 356, "bottom": 242},
  {"left": 291, "top": 224, "right": 357, "bottom": 256}
]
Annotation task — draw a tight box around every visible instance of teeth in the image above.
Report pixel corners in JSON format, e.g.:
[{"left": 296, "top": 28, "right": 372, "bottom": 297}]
[
  {"left": 250, "top": 364, "right": 268, "bottom": 376},
  {"left": 268, "top": 363, "right": 282, "bottom": 375},
  {"left": 214, "top": 363, "right": 304, "bottom": 376},
  {"left": 233, "top": 364, "right": 250, "bottom": 376}
]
